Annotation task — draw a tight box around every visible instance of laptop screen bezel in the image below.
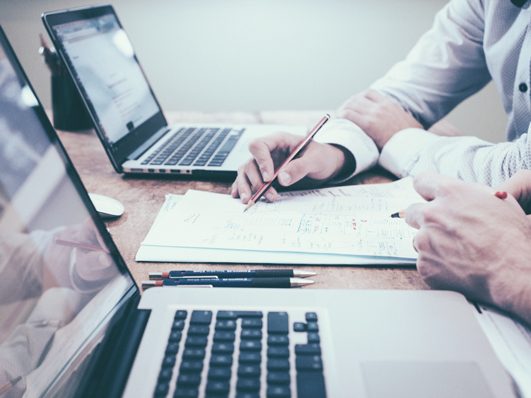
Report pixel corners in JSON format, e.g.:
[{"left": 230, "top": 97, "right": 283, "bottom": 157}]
[{"left": 42, "top": 5, "right": 168, "bottom": 173}]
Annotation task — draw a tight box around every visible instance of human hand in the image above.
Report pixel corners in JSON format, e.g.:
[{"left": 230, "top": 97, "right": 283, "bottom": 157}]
[
  {"left": 497, "top": 170, "right": 531, "bottom": 214},
  {"left": 404, "top": 173, "right": 531, "bottom": 325},
  {"left": 337, "top": 89, "right": 422, "bottom": 150},
  {"left": 231, "top": 133, "right": 348, "bottom": 203},
  {"left": 44, "top": 221, "right": 116, "bottom": 290}
]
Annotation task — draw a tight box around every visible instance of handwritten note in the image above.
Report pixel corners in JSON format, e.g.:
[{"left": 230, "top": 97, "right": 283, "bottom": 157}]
[{"left": 142, "top": 178, "right": 422, "bottom": 259}]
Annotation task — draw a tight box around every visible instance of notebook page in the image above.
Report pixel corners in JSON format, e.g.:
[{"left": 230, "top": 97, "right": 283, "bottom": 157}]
[{"left": 142, "top": 179, "right": 421, "bottom": 259}]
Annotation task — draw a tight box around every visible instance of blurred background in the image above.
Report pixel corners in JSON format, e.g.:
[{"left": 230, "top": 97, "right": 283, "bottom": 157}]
[{"left": 0, "top": 0, "right": 507, "bottom": 142}]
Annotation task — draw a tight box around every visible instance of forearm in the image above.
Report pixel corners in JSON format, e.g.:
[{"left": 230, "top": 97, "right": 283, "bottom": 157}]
[
  {"left": 379, "top": 129, "right": 531, "bottom": 186},
  {"left": 371, "top": 0, "right": 490, "bottom": 128}
]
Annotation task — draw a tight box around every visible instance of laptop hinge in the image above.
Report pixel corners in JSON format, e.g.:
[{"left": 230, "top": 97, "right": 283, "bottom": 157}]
[
  {"left": 127, "top": 127, "right": 169, "bottom": 161},
  {"left": 76, "top": 293, "right": 150, "bottom": 398}
]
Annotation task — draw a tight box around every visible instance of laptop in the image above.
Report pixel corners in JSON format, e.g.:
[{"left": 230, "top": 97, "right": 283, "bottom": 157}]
[
  {"left": 0, "top": 27, "right": 516, "bottom": 398},
  {"left": 41, "top": 5, "right": 304, "bottom": 178}
]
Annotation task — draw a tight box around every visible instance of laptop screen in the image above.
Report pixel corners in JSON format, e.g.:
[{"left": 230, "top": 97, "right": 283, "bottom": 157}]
[
  {"left": 0, "top": 29, "right": 135, "bottom": 397},
  {"left": 50, "top": 13, "right": 160, "bottom": 146}
]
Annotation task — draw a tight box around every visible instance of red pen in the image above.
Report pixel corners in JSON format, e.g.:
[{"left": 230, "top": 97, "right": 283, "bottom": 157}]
[{"left": 244, "top": 114, "right": 330, "bottom": 212}]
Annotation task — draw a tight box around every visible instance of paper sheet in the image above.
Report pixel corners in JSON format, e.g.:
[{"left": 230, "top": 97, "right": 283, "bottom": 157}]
[{"left": 138, "top": 179, "right": 421, "bottom": 263}]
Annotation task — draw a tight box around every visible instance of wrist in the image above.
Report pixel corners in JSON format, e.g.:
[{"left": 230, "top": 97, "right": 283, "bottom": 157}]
[{"left": 328, "top": 144, "right": 356, "bottom": 181}]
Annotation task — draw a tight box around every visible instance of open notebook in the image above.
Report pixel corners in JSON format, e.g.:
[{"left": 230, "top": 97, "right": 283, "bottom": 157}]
[{"left": 136, "top": 178, "right": 422, "bottom": 265}]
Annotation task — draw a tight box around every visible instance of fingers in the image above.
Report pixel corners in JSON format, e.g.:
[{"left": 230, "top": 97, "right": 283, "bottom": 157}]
[
  {"left": 412, "top": 172, "right": 462, "bottom": 201},
  {"left": 363, "top": 89, "right": 387, "bottom": 102},
  {"left": 497, "top": 170, "right": 531, "bottom": 211},
  {"left": 278, "top": 158, "right": 314, "bottom": 186},
  {"left": 232, "top": 161, "right": 279, "bottom": 203},
  {"left": 404, "top": 203, "right": 427, "bottom": 229},
  {"left": 248, "top": 133, "right": 300, "bottom": 182}
]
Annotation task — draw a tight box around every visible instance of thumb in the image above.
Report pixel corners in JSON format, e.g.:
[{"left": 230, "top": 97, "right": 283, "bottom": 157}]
[
  {"left": 497, "top": 170, "right": 531, "bottom": 213},
  {"left": 277, "top": 158, "right": 313, "bottom": 186}
]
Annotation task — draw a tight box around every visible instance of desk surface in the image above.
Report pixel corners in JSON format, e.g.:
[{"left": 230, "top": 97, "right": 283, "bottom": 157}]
[{"left": 57, "top": 111, "right": 427, "bottom": 291}]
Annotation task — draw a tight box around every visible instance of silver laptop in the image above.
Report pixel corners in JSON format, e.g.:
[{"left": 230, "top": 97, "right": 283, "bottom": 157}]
[
  {"left": 42, "top": 5, "right": 303, "bottom": 178},
  {"left": 0, "top": 27, "right": 515, "bottom": 398}
]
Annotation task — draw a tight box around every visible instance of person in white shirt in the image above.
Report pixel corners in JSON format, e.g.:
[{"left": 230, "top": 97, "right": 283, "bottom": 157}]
[
  {"left": 404, "top": 170, "right": 531, "bottom": 326},
  {"left": 231, "top": 0, "right": 530, "bottom": 203}
]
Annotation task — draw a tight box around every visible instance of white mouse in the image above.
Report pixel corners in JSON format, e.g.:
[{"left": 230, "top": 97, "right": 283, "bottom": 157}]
[{"left": 88, "top": 193, "right": 124, "bottom": 219}]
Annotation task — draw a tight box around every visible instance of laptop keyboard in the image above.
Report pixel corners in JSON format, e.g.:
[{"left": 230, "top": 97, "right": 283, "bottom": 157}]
[
  {"left": 141, "top": 127, "right": 244, "bottom": 168},
  {"left": 153, "top": 309, "right": 327, "bottom": 398}
]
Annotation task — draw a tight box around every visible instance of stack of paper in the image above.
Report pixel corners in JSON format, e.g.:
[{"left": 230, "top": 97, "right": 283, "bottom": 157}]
[{"left": 136, "top": 178, "right": 423, "bottom": 265}]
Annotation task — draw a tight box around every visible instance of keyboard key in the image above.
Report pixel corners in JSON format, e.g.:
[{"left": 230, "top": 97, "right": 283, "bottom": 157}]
[
  {"left": 154, "top": 382, "right": 169, "bottom": 397},
  {"left": 214, "top": 331, "right": 236, "bottom": 342},
  {"left": 206, "top": 380, "right": 230, "bottom": 394},
  {"left": 307, "top": 333, "right": 320, "bottom": 344},
  {"left": 267, "top": 359, "right": 290, "bottom": 371},
  {"left": 268, "top": 312, "right": 289, "bottom": 334},
  {"left": 180, "top": 361, "right": 203, "bottom": 373},
  {"left": 216, "top": 320, "right": 237, "bottom": 331},
  {"left": 266, "top": 385, "right": 291, "bottom": 398},
  {"left": 177, "top": 373, "right": 201, "bottom": 386},
  {"left": 208, "top": 366, "right": 232, "bottom": 380},
  {"left": 236, "top": 393, "right": 260, "bottom": 398},
  {"left": 237, "top": 311, "right": 263, "bottom": 318},
  {"left": 267, "top": 372, "right": 290, "bottom": 385},
  {"left": 293, "top": 322, "right": 307, "bottom": 332},
  {"left": 162, "top": 354, "right": 176, "bottom": 368},
  {"left": 174, "top": 310, "right": 188, "bottom": 320},
  {"left": 210, "top": 354, "right": 233, "bottom": 367},
  {"left": 182, "top": 348, "right": 206, "bottom": 360},
  {"left": 188, "top": 325, "right": 210, "bottom": 335},
  {"left": 237, "top": 377, "right": 260, "bottom": 391},
  {"left": 240, "top": 340, "right": 262, "bottom": 351},
  {"left": 212, "top": 342, "right": 235, "bottom": 354},
  {"left": 165, "top": 342, "right": 180, "bottom": 355},
  {"left": 267, "top": 346, "right": 289, "bottom": 358},
  {"left": 158, "top": 367, "right": 173, "bottom": 382},
  {"left": 217, "top": 311, "right": 238, "bottom": 320},
  {"left": 297, "top": 371, "right": 326, "bottom": 398},
  {"left": 174, "top": 387, "right": 199, "bottom": 398},
  {"left": 238, "top": 365, "right": 261, "bottom": 377},
  {"left": 241, "top": 319, "right": 262, "bottom": 329},
  {"left": 185, "top": 336, "right": 208, "bottom": 347},
  {"left": 268, "top": 335, "right": 289, "bottom": 346},
  {"left": 305, "top": 312, "right": 318, "bottom": 322},
  {"left": 295, "top": 344, "right": 321, "bottom": 356},
  {"left": 295, "top": 355, "right": 322, "bottom": 371},
  {"left": 169, "top": 330, "right": 182, "bottom": 342},
  {"left": 239, "top": 352, "right": 261, "bottom": 364},
  {"left": 241, "top": 329, "right": 262, "bottom": 340},
  {"left": 191, "top": 310, "right": 212, "bottom": 324},
  {"left": 306, "top": 322, "right": 319, "bottom": 332},
  {"left": 172, "top": 320, "right": 185, "bottom": 330}
]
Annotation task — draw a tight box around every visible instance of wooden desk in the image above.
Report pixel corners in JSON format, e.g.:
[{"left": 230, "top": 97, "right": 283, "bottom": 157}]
[{"left": 57, "top": 111, "right": 427, "bottom": 291}]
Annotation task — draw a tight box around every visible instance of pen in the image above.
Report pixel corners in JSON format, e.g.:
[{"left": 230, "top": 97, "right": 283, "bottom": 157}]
[
  {"left": 244, "top": 114, "right": 331, "bottom": 212},
  {"left": 54, "top": 238, "right": 105, "bottom": 252},
  {"left": 149, "top": 269, "right": 316, "bottom": 280},
  {"left": 142, "top": 277, "right": 314, "bottom": 289},
  {"left": 390, "top": 190, "right": 510, "bottom": 218}
]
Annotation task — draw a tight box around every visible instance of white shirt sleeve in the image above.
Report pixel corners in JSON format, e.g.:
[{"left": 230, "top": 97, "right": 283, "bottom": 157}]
[
  {"left": 371, "top": 0, "right": 490, "bottom": 128},
  {"left": 379, "top": 125, "right": 531, "bottom": 186},
  {"left": 313, "top": 118, "right": 379, "bottom": 182}
]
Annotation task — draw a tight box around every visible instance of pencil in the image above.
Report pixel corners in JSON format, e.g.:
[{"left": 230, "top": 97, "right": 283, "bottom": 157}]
[{"left": 244, "top": 114, "right": 331, "bottom": 212}]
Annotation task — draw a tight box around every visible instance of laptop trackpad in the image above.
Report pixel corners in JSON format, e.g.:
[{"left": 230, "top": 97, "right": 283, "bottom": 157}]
[{"left": 361, "top": 361, "right": 495, "bottom": 398}]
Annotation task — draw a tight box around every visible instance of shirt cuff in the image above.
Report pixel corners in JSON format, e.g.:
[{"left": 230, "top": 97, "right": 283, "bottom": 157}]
[
  {"left": 314, "top": 118, "right": 379, "bottom": 182},
  {"left": 379, "top": 128, "right": 439, "bottom": 177}
]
